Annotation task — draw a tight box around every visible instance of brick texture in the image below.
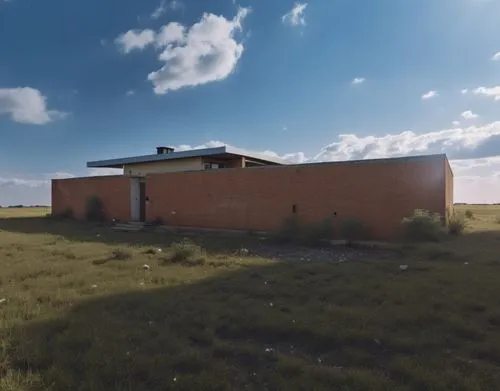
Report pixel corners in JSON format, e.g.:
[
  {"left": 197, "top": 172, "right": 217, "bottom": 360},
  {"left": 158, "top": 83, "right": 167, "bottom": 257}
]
[
  {"left": 52, "top": 176, "right": 131, "bottom": 221},
  {"left": 145, "top": 155, "right": 451, "bottom": 239},
  {"left": 444, "top": 159, "right": 454, "bottom": 221}
]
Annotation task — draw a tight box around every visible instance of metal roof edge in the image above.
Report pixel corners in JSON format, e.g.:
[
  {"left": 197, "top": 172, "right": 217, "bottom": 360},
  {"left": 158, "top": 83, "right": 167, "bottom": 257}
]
[
  {"left": 225, "top": 145, "right": 287, "bottom": 165},
  {"left": 86, "top": 146, "right": 229, "bottom": 168}
]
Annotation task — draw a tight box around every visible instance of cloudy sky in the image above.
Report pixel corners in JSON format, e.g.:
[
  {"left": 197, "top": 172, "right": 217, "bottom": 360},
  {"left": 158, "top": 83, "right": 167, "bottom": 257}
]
[{"left": 1, "top": 0, "right": 500, "bottom": 206}]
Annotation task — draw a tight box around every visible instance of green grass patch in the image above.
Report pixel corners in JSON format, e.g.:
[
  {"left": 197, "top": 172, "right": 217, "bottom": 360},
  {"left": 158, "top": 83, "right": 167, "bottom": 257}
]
[{"left": 0, "top": 205, "right": 500, "bottom": 390}]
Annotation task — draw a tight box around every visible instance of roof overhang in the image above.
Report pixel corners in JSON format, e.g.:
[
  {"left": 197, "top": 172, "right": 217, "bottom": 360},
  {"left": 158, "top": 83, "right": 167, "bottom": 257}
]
[{"left": 86, "top": 146, "right": 287, "bottom": 168}]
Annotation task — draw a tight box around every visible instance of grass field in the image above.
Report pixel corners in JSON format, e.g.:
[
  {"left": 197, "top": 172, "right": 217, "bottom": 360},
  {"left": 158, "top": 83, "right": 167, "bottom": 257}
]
[{"left": 1, "top": 205, "right": 500, "bottom": 390}]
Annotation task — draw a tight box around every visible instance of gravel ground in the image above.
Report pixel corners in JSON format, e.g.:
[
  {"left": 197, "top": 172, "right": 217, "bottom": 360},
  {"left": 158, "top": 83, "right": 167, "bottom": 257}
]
[{"left": 239, "top": 241, "right": 395, "bottom": 263}]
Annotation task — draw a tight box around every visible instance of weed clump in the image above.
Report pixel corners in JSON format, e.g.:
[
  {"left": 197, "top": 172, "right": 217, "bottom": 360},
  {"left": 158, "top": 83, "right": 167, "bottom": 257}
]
[
  {"left": 302, "top": 218, "right": 333, "bottom": 245},
  {"left": 464, "top": 209, "right": 474, "bottom": 219},
  {"left": 85, "top": 195, "right": 106, "bottom": 222},
  {"left": 111, "top": 248, "right": 132, "bottom": 261},
  {"left": 275, "top": 215, "right": 333, "bottom": 245},
  {"left": 275, "top": 215, "right": 301, "bottom": 243},
  {"left": 340, "top": 219, "right": 371, "bottom": 243},
  {"left": 162, "top": 238, "right": 206, "bottom": 266},
  {"left": 448, "top": 213, "right": 467, "bottom": 236},
  {"left": 401, "top": 209, "right": 443, "bottom": 242}
]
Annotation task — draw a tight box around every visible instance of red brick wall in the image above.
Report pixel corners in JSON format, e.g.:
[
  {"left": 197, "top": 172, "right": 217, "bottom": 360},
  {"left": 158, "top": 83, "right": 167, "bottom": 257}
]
[
  {"left": 52, "top": 176, "right": 131, "bottom": 221},
  {"left": 444, "top": 158, "right": 454, "bottom": 221},
  {"left": 146, "top": 155, "right": 448, "bottom": 239}
]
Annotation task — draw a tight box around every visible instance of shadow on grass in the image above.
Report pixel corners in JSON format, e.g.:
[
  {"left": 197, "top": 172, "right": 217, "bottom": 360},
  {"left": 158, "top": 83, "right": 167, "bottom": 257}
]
[
  {"left": 0, "top": 217, "right": 260, "bottom": 253},
  {"left": 5, "top": 256, "right": 500, "bottom": 391}
]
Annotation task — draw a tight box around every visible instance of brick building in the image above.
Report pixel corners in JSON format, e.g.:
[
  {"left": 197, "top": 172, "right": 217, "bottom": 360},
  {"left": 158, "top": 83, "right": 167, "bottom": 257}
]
[{"left": 52, "top": 146, "right": 454, "bottom": 240}]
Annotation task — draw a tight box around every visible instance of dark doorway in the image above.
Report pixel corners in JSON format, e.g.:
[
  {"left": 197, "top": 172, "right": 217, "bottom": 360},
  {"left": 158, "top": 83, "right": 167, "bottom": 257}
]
[{"left": 139, "top": 182, "right": 146, "bottom": 222}]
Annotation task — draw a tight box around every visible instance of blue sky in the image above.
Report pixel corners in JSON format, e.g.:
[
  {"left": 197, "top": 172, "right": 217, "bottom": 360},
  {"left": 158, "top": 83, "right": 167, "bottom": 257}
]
[{"left": 1, "top": 0, "right": 500, "bottom": 205}]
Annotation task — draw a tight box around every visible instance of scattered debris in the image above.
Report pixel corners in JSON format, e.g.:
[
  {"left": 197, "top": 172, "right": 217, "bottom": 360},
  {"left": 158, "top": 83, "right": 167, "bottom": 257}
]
[
  {"left": 464, "top": 262, "right": 469, "bottom": 265},
  {"left": 317, "top": 358, "right": 323, "bottom": 364},
  {"left": 238, "top": 248, "right": 249, "bottom": 256},
  {"left": 157, "top": 248, "right": 163, "bottom": 253},
  {"left": 269, "top": 302, "right": 274, "bottom": 307},
  {"left": 139, "top": 282, "right": 145, "bottom": 286},
  {"left": 0, "top": 298, "right": 6, "bottom": 305},
  {"left": 173, "top": 377, "right": 177, "bottom": 382},
  {"left": 374, "top": 338, "right": 381, "bottom": 346},
  {"left": 143, "top": 264, "right": 151, "bottom": 271},
  {"left": 264, "top": 347, "right": 274, "bottom": 353},
  {"left": 91, "top": 285, "right": 98, "bottom": 289},
  {"left": 399, "top": 265, "right": 409, "bottom": 271}
]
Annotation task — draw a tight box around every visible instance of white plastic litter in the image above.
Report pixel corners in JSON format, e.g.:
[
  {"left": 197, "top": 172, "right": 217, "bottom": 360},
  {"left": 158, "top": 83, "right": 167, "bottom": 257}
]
[{"left": 399, "top": 265, "right": 409, "bottom": 271}]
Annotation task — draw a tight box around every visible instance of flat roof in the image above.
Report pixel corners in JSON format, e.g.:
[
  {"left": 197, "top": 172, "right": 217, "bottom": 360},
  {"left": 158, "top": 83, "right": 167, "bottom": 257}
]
[{"left": 87, "top": 146, "right": 287, "bottom": 168}]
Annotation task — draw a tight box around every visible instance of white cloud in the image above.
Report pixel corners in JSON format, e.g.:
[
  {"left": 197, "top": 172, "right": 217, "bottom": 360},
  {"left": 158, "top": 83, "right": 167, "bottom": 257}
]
[
  {"left": 7, "top": 120, "right": 500, "bottom": 205},
  {"left": 449, "top": 157, "right": 500, "bottom": 204},
  {"left": 172, "top": 123, "right": 500, "bottom": 203},
  {"left": 117, "top": 7, "right": 250, "bottom": 94},
  {"left": 461, "top": 110, "right": 479, "bottom": 120},
  {"left": 422, "top": 90, "right": 438, "bottom": 100},
  {"left": 155, "top": 22, "right": 185, "bottom": 47},
  {"left": 0, "top": 87, "right": 66, "bottom": 125},
  {"left": 115, "top": 29, "right": 155, "bottom": 53},
  {"left": 492, "top": 52, "right": 500, "bottom": 61},
  {"left": 151, "top": 1, "right": 167, "bottom": 19},
  {"left": 151, "top": 0, "right": 183, "bottom": 20},
  {"left": 87, "top": 168, "right": 123, "bottom": 176},
  {"left": 0, "top": 168, "right": 123, "bottom": 206},
  {"left": 452, "top": 120, "right": 461, "bottom": 127},
  {"left": 125, "top": 90, "right": 135, "bottom": 96},
  {"left": 0, "top": 176, "right": 50, "bottom": 206},
  {"left": 461, "top": 89, "right": 468, "bottom": 95},
  {"left": 282, "top": 3, "right": 308, "bottom": 27},
  {"left": 49, "top": 172, "right": 75, "bottom": 180},
  {"left": 352, "top": 77, "right": 366, "bottom": 85},
  {"left": 473, "top": 85, "right": 500, "bottom": 101}
]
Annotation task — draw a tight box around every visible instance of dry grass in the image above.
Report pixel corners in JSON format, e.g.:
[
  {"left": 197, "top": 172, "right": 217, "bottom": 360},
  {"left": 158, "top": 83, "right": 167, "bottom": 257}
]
[
  {"left": 0, "top": 206, "right": 499, "bottom": 390},
  {"left": 0, "top": 207, "right": 50, "bottom": 218}
]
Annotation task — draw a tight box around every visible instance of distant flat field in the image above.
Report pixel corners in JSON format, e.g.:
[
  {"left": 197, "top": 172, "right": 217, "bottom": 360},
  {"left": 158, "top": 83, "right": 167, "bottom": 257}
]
[
  {"left": 1, "top": 205, "right": 500, "bottom": 390},
  {"left": 0, "top": 207, "right": 51, "bottom": 218}
]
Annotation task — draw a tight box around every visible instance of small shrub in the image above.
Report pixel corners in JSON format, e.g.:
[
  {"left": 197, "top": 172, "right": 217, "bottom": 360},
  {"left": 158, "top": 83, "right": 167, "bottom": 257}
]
[
  {"left": 464, "top": 209, "right": 474, "bottom": 219},
  {"left": 111, "top": 248, "right": 132, "bottom": 261},
  {"left": 85, "top": 195, "right": 106, "bottom": 222},
  {"left": 448, "top": 213, "right": 467, "bottom": 236},
  {"left": 275, "top": 215, "right": 301, "bottom": 243},
  {"left": 162, "top": 238, "right": 206, "bottom": 266},
  {"left": 401, "top": 209, "right": 444, "bottom": 242},
  {"left": 302, "top": 217, "right": 333, "bottom": 245},
  {"left": 340, "top": 219, "right": 371, "bottom": 242},
  {"left": 496, "top": 215, "right": 500, "bottom": 225}
]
